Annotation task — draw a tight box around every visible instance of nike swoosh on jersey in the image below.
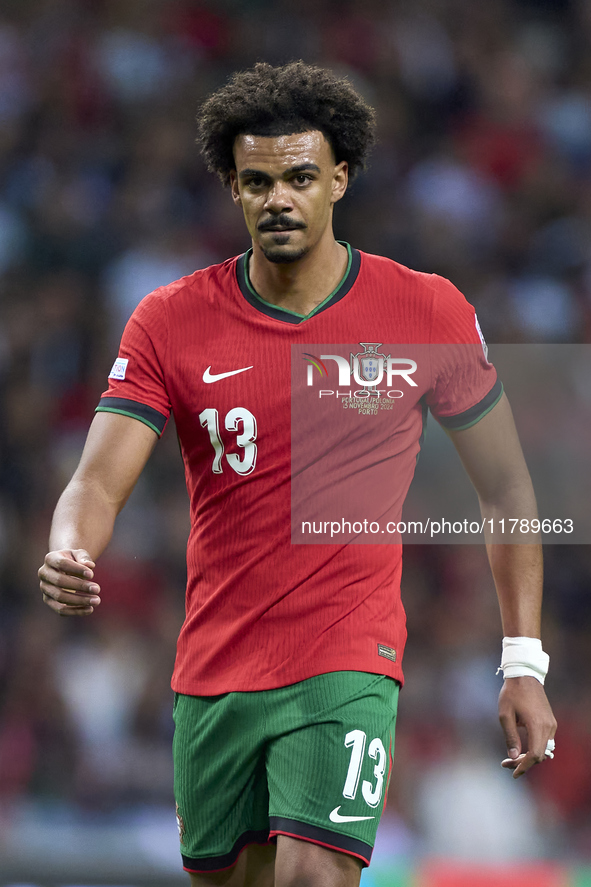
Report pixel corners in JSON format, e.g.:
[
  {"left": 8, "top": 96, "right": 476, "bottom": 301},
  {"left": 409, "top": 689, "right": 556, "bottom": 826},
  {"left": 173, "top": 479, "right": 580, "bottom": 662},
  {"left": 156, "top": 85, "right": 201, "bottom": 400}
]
[
  {"left": 329, "top": 807, "right": 375, "bottom": 824},
  {"left": 202, "top": 365, "right": 254, "bottom": 383}
]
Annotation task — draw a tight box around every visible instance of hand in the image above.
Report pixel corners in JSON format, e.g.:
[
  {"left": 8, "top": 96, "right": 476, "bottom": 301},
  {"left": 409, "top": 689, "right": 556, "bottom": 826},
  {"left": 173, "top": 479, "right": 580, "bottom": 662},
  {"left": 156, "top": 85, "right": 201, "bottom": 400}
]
[
  {"left": 39, "top": 549, "right": 101, "bottom": 616},
  {"left": 498, "top": 676, "right": 557, "bottom": 778}
]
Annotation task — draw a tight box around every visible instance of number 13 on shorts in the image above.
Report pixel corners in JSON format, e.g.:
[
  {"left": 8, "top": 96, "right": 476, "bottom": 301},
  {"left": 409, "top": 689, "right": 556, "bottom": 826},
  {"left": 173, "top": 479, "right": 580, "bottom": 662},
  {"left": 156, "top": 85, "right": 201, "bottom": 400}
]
[{"left": 342, "top": 729, "right": 387, "bottom": 808}]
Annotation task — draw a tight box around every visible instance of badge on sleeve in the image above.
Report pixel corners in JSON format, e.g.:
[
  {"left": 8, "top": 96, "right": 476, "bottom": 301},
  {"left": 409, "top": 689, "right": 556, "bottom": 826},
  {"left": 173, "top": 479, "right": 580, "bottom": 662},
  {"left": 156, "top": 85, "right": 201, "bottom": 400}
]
[
  {"left": 474, "top": 315, "right": 489, "bottom": 362},
  {"left": 109, "top": 357, "right": 129, "bottom": 380}
]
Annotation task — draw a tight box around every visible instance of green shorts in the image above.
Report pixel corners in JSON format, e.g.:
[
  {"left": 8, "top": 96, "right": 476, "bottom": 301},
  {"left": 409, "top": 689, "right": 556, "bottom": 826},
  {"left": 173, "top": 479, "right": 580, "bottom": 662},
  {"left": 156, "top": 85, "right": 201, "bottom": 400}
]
[{"left": 172, "top": 671, "right": 399, "bottom": 873}]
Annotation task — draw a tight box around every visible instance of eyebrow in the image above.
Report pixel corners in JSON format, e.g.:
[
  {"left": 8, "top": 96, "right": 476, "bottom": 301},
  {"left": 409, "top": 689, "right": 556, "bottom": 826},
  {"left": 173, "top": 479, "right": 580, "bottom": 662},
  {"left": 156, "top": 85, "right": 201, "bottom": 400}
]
[{"left": 238, "top": 163, "right": 321, "bottom": 179}]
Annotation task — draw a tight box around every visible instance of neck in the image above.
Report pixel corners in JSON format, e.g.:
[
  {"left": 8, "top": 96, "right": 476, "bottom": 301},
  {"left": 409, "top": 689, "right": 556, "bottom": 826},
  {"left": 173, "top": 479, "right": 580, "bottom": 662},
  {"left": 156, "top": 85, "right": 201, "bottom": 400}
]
[{"left": 248, "top": 235, "right": 348, "bottom": 317}]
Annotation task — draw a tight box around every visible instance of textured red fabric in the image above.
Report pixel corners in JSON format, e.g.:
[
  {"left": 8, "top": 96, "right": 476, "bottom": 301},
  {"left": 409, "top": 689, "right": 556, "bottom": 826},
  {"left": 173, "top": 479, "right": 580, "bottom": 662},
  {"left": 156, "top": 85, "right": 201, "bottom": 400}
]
[{"left": 99, "top": 250, "right": 497, "bottom": 695}]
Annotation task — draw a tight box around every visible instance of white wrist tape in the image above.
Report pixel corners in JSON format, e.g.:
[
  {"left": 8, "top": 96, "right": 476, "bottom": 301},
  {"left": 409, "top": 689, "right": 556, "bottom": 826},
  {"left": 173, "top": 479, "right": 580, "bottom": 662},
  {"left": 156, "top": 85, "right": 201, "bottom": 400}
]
[{"left": 497, "top": 636, "right": 549, "bottom": 685}]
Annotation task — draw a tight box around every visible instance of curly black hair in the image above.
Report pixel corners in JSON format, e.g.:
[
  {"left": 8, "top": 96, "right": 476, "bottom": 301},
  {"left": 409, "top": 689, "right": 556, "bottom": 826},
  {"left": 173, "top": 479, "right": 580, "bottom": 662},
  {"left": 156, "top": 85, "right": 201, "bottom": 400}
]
[{"left": 197, "top": 61, "right": 376, "bottom": 186}]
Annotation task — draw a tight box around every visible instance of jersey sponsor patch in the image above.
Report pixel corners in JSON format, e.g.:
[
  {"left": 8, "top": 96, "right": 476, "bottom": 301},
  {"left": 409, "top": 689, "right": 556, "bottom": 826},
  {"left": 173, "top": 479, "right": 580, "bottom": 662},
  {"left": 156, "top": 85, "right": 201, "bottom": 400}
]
[
  {"left": 109, "top": 357, "right": 129, "bottom": 380},
  {"left": 377, "top": 644, "right": 396, "bottom": 662}
]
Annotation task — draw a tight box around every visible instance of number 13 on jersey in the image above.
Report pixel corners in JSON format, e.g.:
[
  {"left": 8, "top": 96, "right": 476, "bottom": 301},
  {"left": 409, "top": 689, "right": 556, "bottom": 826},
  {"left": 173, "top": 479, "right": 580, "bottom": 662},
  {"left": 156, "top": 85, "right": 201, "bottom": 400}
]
[{"left": 199, "top": 408, "right": 258, "bottom": 475}]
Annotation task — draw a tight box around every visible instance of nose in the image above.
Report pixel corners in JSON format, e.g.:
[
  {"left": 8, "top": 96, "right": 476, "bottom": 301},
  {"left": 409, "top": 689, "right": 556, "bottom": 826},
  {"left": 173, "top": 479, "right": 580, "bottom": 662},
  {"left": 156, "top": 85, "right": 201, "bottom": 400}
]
[{"left": 263, "top": 180, "right": 293, "bottom": 213}]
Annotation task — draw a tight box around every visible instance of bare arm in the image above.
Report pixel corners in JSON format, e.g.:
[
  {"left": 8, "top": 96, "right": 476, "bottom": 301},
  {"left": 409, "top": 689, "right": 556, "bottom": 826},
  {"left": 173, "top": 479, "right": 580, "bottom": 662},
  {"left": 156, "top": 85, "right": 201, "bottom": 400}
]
[
  {"left": 448, "top": 392, "right": 557, "bottom": 777},
  {"left": 39, "top": 411, "right": 158, "bottom": 616}
]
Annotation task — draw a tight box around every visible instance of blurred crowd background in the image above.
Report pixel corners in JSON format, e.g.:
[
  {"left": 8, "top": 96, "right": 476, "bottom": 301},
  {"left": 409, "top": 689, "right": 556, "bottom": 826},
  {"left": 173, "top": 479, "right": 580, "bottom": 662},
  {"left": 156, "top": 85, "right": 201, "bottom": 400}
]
[{"left": 1, "top": 0, "right": 591, "bottom": 876}]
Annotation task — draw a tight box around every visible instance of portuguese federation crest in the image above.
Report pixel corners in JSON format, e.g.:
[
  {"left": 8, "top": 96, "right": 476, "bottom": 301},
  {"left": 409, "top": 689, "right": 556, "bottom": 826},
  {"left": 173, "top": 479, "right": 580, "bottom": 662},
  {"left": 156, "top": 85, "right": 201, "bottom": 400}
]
[
  {"left": 176, "top": 803, "right": 186, "bottom": 845},
  {"left": 350, "top": 343, "right": 391, "bottom": 395}
]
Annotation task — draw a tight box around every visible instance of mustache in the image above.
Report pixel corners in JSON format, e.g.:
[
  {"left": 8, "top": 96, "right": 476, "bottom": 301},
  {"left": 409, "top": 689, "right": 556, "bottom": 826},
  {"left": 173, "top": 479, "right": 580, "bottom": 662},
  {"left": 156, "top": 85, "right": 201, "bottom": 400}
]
[{"left": 258, "top": 215, "right": 306, "bottom": 232}]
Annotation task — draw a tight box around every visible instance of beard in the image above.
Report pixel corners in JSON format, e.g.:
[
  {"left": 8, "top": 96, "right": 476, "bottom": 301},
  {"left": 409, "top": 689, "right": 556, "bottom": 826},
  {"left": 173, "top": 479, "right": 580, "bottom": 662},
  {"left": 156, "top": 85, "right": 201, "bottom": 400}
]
[
  {"left": 260, "top": 242, "right": 310, "bottom": 264},
  {"left": 257, "top": 216, "right": 308, "bottom": 263}
]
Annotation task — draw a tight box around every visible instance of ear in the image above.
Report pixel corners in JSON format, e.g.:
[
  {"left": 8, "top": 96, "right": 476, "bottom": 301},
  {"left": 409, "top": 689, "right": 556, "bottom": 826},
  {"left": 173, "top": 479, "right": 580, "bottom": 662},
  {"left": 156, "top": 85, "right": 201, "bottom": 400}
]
[
  {"left": 331, "top": 161, "right": 348, "bottom": 205},
  {"left": 230, "top": 170, "right": 241, "bottom": 206}
]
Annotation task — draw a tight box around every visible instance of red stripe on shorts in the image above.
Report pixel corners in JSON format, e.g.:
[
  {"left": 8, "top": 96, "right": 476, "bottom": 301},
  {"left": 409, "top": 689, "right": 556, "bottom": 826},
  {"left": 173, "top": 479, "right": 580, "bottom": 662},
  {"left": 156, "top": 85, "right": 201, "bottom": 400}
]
[{"left": 269, "top": 829, "right": 371, "bottom": 866}]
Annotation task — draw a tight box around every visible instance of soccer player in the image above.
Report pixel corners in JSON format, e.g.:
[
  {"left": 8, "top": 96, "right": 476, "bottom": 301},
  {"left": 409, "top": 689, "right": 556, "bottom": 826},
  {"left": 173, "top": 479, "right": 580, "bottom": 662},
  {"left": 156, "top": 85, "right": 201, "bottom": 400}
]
[{"left": 39, "top": 62, "right": 556, "bottom": 887}]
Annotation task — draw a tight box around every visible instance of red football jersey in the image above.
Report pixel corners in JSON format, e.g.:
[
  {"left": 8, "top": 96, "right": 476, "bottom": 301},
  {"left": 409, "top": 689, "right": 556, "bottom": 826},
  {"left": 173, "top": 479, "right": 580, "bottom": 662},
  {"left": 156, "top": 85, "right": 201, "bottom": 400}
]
[{"left": 98, "top": 246, "right": 500, "bottom": 694}]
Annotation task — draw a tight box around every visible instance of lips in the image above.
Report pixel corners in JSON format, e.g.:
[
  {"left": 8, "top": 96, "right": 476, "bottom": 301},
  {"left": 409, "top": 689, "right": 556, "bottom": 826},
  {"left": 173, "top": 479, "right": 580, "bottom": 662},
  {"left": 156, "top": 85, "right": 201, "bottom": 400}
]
[{"left": 258, "top": 218, "right": 306, "bottom": 232}]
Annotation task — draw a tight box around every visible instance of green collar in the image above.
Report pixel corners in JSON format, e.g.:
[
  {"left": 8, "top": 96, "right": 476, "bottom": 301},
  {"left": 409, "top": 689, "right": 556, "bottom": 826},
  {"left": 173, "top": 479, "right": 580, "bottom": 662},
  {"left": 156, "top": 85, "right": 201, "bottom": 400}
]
[{"left": 236, "top": 242, "right": 361, "bottom": 325}]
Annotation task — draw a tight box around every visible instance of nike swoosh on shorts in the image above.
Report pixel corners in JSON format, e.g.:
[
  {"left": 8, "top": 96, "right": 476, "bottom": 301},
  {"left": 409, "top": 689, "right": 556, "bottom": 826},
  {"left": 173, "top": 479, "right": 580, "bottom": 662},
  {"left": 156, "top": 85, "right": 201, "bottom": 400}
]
[
  {"left": 202, "top": 366, "right": 254, "bottom": 383},
  {"left": 329, "top": 806, "right": 375, "bottom": 823}
]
